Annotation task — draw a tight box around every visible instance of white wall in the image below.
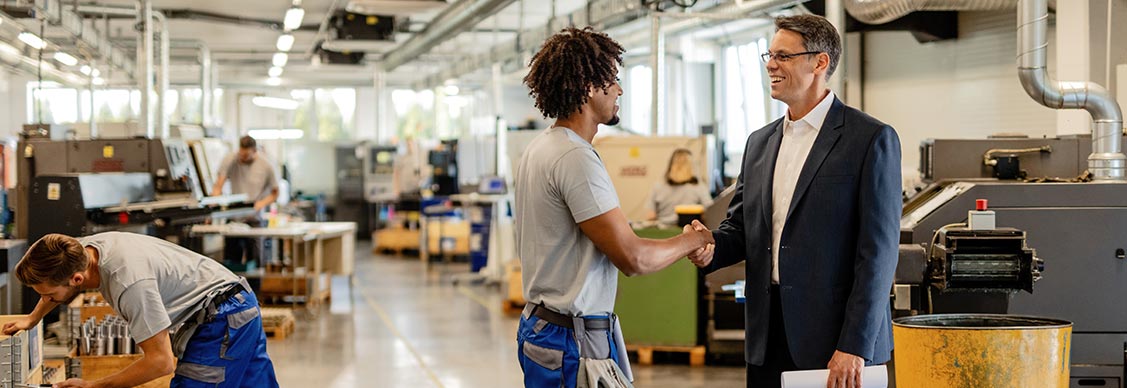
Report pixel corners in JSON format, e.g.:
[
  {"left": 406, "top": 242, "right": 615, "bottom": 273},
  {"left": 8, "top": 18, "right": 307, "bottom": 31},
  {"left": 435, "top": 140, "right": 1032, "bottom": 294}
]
[
  {"left": 862, "top": 12, "right": 1058, "bottom": 173},
  {"left": 501, "top": 83, "right": 541, "bottom": 129}
]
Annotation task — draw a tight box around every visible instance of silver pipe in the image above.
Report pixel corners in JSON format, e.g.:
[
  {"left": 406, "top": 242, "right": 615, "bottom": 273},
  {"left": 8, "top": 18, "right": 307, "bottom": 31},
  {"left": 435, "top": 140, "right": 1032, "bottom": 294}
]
[
  {"left": 380, "top": 0, "right": 516, "bottom": 71},
  {"left": 138, "top": 0, "right": 155, "bottom": 138},
  {"left": 1017, "top": 0, "right": 1124, "bottom": 180},
  {"left": 650, "top": 12, "right": 664, "bottom": 136},
  {"left": 200, "top": 44, "right": 212, "bottom": 127},
  {"left": 156, "top": 11, "right": 170, "bottom": 138},
  {"left": 826, "top": 0, "right": 846, "bottom": 96}
]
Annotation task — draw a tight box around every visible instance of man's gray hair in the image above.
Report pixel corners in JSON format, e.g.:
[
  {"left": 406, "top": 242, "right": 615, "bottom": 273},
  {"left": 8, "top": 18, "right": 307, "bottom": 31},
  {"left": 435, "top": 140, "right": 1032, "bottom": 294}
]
[{"left": 775, "top": 14, "right": 842, "bottom": 81}]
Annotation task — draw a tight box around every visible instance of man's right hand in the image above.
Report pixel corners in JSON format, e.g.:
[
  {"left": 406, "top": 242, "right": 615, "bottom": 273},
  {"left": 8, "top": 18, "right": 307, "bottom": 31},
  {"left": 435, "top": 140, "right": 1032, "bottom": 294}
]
[
  {"left": 2, "top": 318, "right": 34, "bottom": 335},
  {"left": 683, "top": 220, "right": 714, "bottom": 268}
]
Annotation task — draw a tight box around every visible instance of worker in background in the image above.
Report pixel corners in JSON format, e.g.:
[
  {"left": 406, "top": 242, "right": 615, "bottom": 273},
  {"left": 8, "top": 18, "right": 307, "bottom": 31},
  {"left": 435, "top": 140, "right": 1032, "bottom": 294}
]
[
  {"left": 644, "top": 148, "right": 714, "bottom": 226},
  {"left": 687, "top": 15, "right": 901, "bottom": 388},
  {"left": 515, "top": 26, "right": 714, "bottom": 388},
  {"left": 3, "top": 232, "right": 278, "bottom": 388},
  {"left": 210, "top": 135, "right": 279, "bottom": 266}
]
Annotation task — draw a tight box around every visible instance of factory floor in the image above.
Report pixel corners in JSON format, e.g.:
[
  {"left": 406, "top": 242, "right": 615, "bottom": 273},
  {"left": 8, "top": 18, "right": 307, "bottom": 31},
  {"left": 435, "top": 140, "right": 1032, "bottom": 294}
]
[{"left": 265, "top": 243, "right": 746, "bottom": 387}]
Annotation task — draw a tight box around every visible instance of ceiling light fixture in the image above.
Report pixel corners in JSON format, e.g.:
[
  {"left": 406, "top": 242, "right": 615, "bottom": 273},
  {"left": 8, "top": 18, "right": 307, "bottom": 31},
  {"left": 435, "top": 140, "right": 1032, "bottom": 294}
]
[
  {"left": 272, "top": 53, "right": 288, "bottom": 67},
  {"left": 265, "top": 77, "right": 282, "bottom": 86},
  {"left": 248, "top": 128, "right": 304, "bottom": 140},
  {"left": 276, "top": 34, "right": 294, "bottom": 52},
  {"left": 53, "top": 52, "right": 78, "bottom": 66},
  {"left": 80, "top": 65, "right": 92, "bottom": 75},
  {"left": 252, "top": 96, "right": 298, "bottom": 110},
  {"left": 18, "top": 32, "right": 46, "bottom": 50},
  {"left": 268, "top": 66, "right": 284, "bottom": 77},
  {"left": 283, "top": 7, "right": 305, "bottom": 32},
  {"left": 92, "top": 77, "right": 105, "bottom": 86}
]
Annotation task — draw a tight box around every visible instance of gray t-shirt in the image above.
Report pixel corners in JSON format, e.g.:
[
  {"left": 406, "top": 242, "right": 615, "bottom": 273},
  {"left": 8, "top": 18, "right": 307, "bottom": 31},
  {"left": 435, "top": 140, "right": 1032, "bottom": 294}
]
[
  {"left": 84, "top": 232, "right": 240, "bottom": 342},
  {"left": 644, "top": 181, "right": 713, "bottom": 225},
  {"left": 515, "top": 127, "right": 620, "bottom": 316},
  {"left": 218, "top": 154, "right": 278, "bottom": 202}
]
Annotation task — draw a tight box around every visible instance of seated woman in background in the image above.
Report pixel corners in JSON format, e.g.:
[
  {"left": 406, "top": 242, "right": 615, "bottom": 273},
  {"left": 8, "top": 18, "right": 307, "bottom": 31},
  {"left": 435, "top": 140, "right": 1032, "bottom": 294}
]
[{"left": 644, "top": 148, "right": 713, "bottom": 226}]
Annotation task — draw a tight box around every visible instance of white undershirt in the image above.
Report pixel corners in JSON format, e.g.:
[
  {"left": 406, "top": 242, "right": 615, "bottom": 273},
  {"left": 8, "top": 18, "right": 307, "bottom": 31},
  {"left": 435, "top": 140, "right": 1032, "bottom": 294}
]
[{"left": 770, "top": 90, "right": 836, "bottom": 284}]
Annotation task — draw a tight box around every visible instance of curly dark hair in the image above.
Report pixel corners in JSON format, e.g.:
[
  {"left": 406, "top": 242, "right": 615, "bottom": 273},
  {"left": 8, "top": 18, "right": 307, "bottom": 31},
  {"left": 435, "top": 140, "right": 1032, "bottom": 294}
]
[{"left": 523, "top": 27, "right": 624, "bottom": 119}]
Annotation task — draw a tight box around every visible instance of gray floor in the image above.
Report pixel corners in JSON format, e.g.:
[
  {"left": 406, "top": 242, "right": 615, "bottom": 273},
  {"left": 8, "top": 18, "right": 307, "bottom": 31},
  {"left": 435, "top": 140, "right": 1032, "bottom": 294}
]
[{"left": 267, "top": 247, "right": 745, "bottom": 387}]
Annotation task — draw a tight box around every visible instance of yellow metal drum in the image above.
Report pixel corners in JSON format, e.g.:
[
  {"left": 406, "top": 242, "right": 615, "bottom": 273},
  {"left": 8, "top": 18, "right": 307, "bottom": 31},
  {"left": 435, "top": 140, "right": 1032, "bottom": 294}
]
[{"left": 892, "top": 314, "right": 1071, "bottom": 388}]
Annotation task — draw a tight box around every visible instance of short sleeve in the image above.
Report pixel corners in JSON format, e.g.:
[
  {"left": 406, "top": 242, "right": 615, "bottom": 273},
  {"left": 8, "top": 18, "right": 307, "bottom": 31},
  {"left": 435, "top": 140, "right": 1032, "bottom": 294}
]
[
  {"left": 263, "top": 162, "right": 279, "bottom": 191},
  {"left": 115, "top": 280, "right": 172, "bottom": 343},
  {"left": 555, "top": 148, "right": 620, "bottom": 223},
  {"left": 218, "top": 154, "right": 236, "bottom": 178}
]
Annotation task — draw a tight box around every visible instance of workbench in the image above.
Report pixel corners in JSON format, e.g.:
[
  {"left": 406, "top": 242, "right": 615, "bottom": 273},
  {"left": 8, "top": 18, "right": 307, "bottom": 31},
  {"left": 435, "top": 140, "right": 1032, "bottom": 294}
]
[{"left": 190, "top": 222, "right": 356, "bottom": 306}]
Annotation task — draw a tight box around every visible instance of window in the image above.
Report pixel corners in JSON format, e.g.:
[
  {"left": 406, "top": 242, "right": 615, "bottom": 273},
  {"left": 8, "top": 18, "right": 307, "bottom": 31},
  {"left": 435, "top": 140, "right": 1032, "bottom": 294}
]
[
  {"left": 625, "top": 65, "right": 652, "bottom": 135},
  {"left": 314, "top": 88, "right": 356, "bottom": 141},
  {"left": 721, "top": 38, "right": 773, "bottom": 174},
  {"left": 391, "top": 88, "right": 435, "bottom": 140},
  {"left": 26, "top": 82, "right": 78, "bottom": 124}
]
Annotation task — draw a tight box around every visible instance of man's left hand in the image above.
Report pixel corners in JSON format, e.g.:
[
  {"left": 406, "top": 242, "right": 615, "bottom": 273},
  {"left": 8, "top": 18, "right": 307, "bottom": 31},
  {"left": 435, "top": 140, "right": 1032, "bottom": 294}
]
[
  {"left": 54, "top": 378, "right": 94, "bottom": 388},
  {"left": 826, "top": 350, "right": 863, "bottom": 388}
]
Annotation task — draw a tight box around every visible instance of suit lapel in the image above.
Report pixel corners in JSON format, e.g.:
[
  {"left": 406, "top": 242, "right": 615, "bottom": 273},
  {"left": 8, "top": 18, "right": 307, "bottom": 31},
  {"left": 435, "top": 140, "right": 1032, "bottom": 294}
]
[
  {"left": 760, "top": 120, "right": 784, "bottom": 231},
  {"left": 786, "top": 98, "right": 845, "bottom": 220}
]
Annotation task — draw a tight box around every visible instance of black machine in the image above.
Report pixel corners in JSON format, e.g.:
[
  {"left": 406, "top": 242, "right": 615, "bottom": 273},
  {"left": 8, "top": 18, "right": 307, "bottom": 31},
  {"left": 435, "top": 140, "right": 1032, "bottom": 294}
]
[
  {"left": 428, "top": 140, "right": 458, "bottom": 196},
  {"left": 898, "top": 134, "right": 1127, "bottom": 387}
]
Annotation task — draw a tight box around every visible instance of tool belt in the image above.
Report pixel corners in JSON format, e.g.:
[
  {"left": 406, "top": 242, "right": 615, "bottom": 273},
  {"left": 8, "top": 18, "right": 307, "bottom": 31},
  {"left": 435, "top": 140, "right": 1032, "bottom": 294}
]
[
  {"left": 171, "top": 278, "right": 252, "bottom": 359},
  {"left": 525, "top": 303, "right": 611, "bottom": 330}
]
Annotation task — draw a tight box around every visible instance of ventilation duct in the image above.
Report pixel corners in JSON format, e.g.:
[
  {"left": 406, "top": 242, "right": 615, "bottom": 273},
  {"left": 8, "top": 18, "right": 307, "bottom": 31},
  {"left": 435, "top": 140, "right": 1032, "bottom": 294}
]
[
  {"left": 1017, "top": 0, "right": 1124, "bottom": 180},
  {"left": 843, "top": 0, "right": 1016, "bottom": 24}
]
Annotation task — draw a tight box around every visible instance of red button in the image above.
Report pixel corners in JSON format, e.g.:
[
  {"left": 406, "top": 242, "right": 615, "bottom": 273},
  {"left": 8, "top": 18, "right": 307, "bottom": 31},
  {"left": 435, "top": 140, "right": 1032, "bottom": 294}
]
[{"left": 976, "top": 199, "right": 988, "bottom": 211}]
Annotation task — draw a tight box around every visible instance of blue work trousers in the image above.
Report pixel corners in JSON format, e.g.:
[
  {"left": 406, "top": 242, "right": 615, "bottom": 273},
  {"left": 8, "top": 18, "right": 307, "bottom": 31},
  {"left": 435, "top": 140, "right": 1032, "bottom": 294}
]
[
  {"left": 172, "top": 290, "right": 279, "bottom": 388},
  {"left": 516, "top": 314, "right": 621, "bottom": 388}
]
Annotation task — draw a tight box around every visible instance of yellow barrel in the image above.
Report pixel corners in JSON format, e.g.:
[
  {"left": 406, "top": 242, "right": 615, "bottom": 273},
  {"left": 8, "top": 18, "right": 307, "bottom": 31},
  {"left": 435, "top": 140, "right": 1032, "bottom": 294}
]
[
  {"left": 674, "top": 204, "right": 705, "bottom": 227},
  {"left": 892, "top": 314, "right": 1071, "bottom": 388}
]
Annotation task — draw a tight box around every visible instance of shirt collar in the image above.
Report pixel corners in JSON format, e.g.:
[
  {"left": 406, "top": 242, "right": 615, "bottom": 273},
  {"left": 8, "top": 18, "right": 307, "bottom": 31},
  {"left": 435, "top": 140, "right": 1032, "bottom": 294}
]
[{"left": 783, "top": 90, "right": 836, "bottom": 132}]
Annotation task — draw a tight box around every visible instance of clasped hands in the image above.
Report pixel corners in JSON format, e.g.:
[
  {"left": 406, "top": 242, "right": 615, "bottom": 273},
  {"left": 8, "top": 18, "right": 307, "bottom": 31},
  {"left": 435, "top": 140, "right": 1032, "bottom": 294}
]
[{"left": 681, "top": 220, "right": 714, "bottom": 268}]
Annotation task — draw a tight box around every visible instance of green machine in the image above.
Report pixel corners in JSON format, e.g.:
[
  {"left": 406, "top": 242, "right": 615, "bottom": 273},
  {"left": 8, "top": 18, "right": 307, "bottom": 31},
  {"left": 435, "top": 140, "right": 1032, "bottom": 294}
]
[{"left": 614, "top": 227, "right": 701, "bottom": 346}]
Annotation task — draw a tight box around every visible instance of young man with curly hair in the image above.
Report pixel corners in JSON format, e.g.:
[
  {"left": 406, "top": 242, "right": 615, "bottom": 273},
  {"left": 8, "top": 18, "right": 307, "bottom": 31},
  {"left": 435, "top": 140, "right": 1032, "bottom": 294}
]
[{"left": 514, "top": 26, "right": 715, "bottom": 388}]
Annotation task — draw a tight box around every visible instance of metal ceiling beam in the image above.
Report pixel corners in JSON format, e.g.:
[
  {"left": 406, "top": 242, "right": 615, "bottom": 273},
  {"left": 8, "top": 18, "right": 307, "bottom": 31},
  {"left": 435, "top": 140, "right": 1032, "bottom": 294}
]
[{"left": 379, "top": 0, "right": 516, "bottom": 71}]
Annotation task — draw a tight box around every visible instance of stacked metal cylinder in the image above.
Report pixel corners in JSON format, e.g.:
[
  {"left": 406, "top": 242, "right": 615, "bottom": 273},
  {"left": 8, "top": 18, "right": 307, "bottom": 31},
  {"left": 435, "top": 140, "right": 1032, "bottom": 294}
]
[{"left": 76, "top": 316, "right": 134, "bottom": 356}]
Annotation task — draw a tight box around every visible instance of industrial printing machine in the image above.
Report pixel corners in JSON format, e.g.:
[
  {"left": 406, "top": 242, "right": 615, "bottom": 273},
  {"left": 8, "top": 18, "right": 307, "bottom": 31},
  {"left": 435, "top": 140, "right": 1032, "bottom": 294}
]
[
  {"left": 896, "top": 134, "right": 1127, "bottom": 387},
  {"left": 10, "top": 136, "right": 255, "bottom": 313}
]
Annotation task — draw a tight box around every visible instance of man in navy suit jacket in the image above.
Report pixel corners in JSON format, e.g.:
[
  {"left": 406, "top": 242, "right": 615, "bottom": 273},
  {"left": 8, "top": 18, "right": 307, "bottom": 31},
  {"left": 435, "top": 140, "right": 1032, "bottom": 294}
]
[{"left": 688, "top": 15, "right": 901, "bottom": 388}]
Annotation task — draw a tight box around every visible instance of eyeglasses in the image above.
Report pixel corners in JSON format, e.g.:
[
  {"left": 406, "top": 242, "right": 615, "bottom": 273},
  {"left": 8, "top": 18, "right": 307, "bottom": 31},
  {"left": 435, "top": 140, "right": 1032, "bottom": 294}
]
[{"left": 760, "top": 51, "right": 821, "bottom": 63}]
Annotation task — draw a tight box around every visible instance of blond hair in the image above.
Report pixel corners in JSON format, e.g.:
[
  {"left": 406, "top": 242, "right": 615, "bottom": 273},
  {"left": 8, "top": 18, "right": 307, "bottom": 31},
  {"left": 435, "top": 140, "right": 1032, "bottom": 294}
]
[{"left": 15, "top": 234, "right": 88, "bottom": 286}]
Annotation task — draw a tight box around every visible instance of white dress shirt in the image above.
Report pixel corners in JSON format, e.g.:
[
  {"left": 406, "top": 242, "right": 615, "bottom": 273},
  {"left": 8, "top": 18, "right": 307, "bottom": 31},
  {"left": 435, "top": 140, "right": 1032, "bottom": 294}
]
[{"left": 771, "top": 90, "right": 836, "bottom": 284}]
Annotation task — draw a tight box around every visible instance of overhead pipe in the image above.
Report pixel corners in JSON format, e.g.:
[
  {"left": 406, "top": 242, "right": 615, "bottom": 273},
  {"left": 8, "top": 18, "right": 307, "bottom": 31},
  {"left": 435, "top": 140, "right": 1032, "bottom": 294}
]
[
  {"left": 1017, "top": 0, "right": 1124, "bottom": 180},
  {"left": 842, "top": 0, "right": 1056, "bottom": 25},
  {"left": 380, "top": 0, "right": 516, "bottom": 71},
  {"left": 31, "top": 0, "right": 136, "bottom": 77}
]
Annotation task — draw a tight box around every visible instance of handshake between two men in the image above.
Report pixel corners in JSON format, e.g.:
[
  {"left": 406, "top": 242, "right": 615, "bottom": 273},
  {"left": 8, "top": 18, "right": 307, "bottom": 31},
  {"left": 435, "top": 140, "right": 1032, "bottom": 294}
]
[{"left": 681, "top": 220, "right": 714, "bottom": 269}]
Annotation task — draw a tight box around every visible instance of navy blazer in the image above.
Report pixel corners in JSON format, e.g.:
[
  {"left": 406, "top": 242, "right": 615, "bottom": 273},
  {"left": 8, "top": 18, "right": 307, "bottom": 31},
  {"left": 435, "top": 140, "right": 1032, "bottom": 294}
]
[{"left": 705, "top": 97, "right": 901, "bottom": 368}]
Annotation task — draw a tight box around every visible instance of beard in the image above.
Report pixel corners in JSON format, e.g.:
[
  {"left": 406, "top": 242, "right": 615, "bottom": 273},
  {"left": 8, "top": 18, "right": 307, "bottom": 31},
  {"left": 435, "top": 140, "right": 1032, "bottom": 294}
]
[
  {"left": 58, "top": 286, "right": 83, "bottom": 304},
  {"left": 604, "top": 114, "right": 620, "bottom": 126}
]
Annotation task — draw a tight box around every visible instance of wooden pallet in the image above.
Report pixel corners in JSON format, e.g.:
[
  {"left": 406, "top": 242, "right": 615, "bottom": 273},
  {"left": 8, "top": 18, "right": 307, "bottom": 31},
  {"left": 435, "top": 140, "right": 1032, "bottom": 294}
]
[
  {"left": 264, "top": 317, "right": 295, "bottom": 340},
  {"left": 501, "top": 299, "right": 525, "bottom": 315},
  {"left": 627, "top": 345, "right": 706, "bottom": 367}
]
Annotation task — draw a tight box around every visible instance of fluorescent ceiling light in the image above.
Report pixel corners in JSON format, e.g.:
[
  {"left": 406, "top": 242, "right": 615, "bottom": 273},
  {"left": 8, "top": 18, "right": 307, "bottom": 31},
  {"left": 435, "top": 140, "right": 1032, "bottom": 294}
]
[
  {"left": 92, "top": 77, "right": 105, "bottom": 86},
  {"left": 268, "top": 66, "right": 283, "bottom": 77},
  {"left": 444, "top": 84, "right": 459, "bottom": 96},
  {"left": 92, "top": 68, "right": 100, "bottom": 77},
  {"left": 248, "top": 129, "right": 304, "bottom": 140},
  {"left": 253, "top": 96, "right": 298, "bottom": 110},
  {"left": 283, "top": 7, "right": 305, "bottom": 31},
  {"left": 80, "top": 65, "right": 92, "bottom": 75},
  {"left": 0, "top": 42, "right": 20, "bottom": 59},
  {"left": 53, "top": 52, "right": 78, "bottom": 66},
  {"left": 266, "top": 77, "right": 282, "bottom": 86},
  {"left": 276, "top": 34, "right": 294, "bottom": 52},
  {"left": 18, "top": 32, "right": 46, "bottom": 50},
  {"left": 272, "top": 53, "right": 288, "bottom": 67}
]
